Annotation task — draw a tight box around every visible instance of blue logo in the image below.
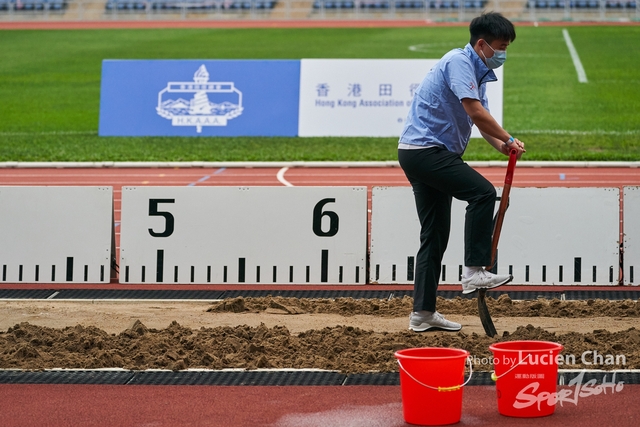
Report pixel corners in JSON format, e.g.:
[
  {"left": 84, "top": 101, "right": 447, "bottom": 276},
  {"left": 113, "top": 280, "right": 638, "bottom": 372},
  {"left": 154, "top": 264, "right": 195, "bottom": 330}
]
[
  {"left": 156, "top": 65, "right": 244, "bottom": 133},
  {"left": 99, "top": 60, "right": 300, "bottom": 137}
]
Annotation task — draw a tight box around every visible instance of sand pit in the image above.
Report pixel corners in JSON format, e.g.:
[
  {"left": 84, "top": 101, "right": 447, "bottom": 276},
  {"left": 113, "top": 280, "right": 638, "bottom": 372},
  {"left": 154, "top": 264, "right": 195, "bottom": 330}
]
[{"left": 0, "top": 296, "right": 638, "bottom": 373}]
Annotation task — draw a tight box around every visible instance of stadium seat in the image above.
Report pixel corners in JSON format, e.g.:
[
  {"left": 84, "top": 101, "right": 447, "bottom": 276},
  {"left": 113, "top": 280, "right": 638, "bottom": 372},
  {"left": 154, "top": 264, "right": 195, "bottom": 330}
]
[
  {"left": 186, "top": 0, "right": 202, "bottom": 8},
  {"left": 361, "top": 0, "right": 388, "bottom": 7},
  {"left": 48, "top": 0, "right": 67, "bottom": 9},
  {"left": 107, "top": 0, "right": 143, "bottom": 9},
  {"left": 464, "top": 0, "right": 481, "bottom": 7},
  {"left": 21, "top": 0, "right": 47, "bottom": 9},
  {"left": 239, "top": 0, "right": 274, "bottom": 8}
]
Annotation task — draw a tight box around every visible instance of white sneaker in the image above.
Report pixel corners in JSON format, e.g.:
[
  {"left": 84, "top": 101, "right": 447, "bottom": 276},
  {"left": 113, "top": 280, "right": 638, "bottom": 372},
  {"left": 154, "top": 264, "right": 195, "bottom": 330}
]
[
  {"left": 409, "top": 311, "right": 461, "bottom": 332},
  {"left": 461, "top": 268, "right": 512, "bottom": 295}
]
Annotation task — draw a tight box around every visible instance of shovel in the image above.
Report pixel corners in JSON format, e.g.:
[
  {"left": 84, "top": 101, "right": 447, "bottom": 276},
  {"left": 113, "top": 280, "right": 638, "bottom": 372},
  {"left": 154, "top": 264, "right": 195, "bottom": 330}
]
[{"left": 478, "top": 148, "right": 518, "bottom": 337}]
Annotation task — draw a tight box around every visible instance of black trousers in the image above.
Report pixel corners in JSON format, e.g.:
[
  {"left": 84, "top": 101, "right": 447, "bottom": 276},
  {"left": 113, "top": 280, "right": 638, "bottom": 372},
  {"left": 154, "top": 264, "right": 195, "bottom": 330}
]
[{"left": 398, "top": 147, "right": 496, "bottom": 312}]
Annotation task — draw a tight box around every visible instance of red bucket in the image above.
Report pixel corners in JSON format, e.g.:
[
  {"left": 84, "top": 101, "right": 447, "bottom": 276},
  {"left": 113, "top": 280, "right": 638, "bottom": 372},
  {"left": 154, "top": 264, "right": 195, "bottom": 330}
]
[
  {"left": 489, "top": 340, "right": 564, "bottom": 418},
  {"left": 395, "top": 348, "right": 471, "bottom": 426}
]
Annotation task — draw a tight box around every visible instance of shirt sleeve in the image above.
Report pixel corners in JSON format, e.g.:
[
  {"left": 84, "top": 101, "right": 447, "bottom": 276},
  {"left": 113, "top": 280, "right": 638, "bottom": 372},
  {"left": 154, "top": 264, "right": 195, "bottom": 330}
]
[{"left": 442, "top": 54, "right": 480, "bottom": 102}]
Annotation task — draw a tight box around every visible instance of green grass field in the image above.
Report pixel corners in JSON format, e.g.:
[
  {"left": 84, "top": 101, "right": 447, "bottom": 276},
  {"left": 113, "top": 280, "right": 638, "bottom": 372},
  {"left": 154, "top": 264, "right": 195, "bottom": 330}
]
[{"left": 1, "top": 25, "right": 639, "bottom": 162}]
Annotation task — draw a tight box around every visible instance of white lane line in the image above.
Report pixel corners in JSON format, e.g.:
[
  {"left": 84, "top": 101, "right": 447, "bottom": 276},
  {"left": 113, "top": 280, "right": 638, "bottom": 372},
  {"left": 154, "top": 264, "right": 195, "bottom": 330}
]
[
  {"left": 276, "top": 167, "right": 294, "bottom": 187},
  {"left": 513, "top": 129, "right": 639, "bottom": 136},
  {"left": 562, "top": 29, "right": 588, "bottom": 83}
]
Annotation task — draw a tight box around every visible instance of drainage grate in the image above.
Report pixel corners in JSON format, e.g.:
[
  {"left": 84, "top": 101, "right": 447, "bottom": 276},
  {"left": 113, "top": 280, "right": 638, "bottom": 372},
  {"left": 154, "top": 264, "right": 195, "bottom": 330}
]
[
  {"left": 0, "top": 370, "right": 637, "bottom": 386},
  {"left": 427, "top": 290, "right": 552, "bottom": 300},
  {"left": 0, "top": 370, "right": 134, "bottom": 385},
  {"left": 53, "top": 289, "right": 226, "bottom": 300},
  {"left": 1, "top": 288, "right": 638, "bottom": 301},
  {"left": 343, "top": 372, "right": 494, "bottom": 386},
  {"left": 563, "top": 291, "right": 639, "bottom": 301},
  {"left": 219, "top": 290, "right": 394, "bottom": 300},
  {"left": 0, "top": 289, "right": 58, "bottom": 299},
  {"left": 344, "top": 372, "right": 399, "bottom": 386},
  {"left": 467, "top": 371, "right": 494, "bottom": 386},
  {"left": 127, "top": 370, "right": 347, "bottom": 386}
]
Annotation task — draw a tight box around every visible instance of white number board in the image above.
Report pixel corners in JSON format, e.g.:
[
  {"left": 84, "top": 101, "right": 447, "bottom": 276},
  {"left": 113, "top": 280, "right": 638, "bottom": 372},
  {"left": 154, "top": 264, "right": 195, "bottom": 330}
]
[
  {"left": 369, "top": 186, "right": 466, "bottom": 284},
  {"left": 119, "top": 186, "right": 367, "bottom": 284},
  {"left": 370, "top": 187, "right": 620, "bottom": 285},
  {"left": 498, "top": 188, "right": 619, "bottom": 285},
  {"left": 623, "top": 186, "right": 639, "bottom": 286},
  {"left": 0, "top": 186, "right": 114, "bottom": 284}
]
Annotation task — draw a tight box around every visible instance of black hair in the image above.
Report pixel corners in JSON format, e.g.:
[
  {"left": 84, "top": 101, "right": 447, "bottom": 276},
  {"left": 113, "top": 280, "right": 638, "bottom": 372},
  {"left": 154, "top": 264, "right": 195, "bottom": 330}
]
[{"left": 469, "top": 12, "right": 516, "bottom": 46}]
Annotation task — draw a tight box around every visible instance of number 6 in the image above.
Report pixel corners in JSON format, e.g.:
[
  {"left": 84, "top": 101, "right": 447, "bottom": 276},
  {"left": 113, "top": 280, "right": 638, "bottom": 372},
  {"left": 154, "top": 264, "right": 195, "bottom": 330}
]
[{"left": 313, "top": 198, "right": 339, "bottom": 237}]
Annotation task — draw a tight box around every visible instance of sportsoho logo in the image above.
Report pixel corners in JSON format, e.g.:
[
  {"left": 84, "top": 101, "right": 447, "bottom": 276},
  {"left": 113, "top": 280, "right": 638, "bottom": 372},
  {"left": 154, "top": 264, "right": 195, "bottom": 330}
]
[
  {"left": 157, "top": 65, "right": 243, "bottom": 133},
  {"left": 469, "top": 351, "right": 626, "bottom": 410}
]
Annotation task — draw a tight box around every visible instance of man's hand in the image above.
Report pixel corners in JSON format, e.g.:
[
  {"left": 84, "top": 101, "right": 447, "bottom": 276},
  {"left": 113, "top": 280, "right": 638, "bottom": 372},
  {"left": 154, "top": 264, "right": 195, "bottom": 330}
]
[{"left": 504, "top": 138, "right": 526, "bottom": 159}]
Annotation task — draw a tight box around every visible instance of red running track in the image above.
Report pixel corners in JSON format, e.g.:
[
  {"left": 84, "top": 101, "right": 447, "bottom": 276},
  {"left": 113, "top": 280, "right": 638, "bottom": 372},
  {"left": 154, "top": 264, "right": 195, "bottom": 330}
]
[
  {"left": 0, "top": 384, "right": 637, "bottom": 427},
  {"left": 1, "top": 165, "right": 639, "bottom": 426}
]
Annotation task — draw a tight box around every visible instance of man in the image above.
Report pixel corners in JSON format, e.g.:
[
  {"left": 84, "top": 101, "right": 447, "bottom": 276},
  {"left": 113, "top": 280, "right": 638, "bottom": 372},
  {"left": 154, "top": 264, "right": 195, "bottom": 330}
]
[{"left": 398, "top": 12, "right": 526, "bottom": 333}]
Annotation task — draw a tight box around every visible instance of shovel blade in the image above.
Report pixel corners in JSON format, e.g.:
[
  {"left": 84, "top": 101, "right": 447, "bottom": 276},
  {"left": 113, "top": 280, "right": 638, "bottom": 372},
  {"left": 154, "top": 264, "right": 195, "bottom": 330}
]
[{"left": 478, "top": 288, "right": 497, "bottom": 337}]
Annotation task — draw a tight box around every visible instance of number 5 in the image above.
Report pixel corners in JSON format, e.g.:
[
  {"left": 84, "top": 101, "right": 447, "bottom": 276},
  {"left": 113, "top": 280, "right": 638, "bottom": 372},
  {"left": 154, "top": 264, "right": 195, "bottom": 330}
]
[{"left": 148, "top": 199, "right": 175, "bottom": 237}]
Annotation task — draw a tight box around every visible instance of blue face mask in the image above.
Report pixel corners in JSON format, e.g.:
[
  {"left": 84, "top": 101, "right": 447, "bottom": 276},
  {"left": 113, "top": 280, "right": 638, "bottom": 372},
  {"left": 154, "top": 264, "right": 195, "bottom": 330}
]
[{"left": 482, "top": 41, "right": 507, "bottom": 69}]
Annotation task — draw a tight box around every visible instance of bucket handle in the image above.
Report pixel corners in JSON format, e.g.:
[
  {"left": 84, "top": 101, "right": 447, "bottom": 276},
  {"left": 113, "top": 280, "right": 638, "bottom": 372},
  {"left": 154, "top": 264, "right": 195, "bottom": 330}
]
[
  {"left": 491, "top": 352, "right": 533, "bottom": 381},
  {"left": 397, "top": 357, "right": 473, "bottom": 392}
]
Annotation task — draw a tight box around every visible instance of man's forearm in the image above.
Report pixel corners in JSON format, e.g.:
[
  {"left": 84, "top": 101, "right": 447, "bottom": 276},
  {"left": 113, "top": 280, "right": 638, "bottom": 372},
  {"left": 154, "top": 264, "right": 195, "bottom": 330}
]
[{"left": 461, "top": 98, "right": 511, "bottom": 143}]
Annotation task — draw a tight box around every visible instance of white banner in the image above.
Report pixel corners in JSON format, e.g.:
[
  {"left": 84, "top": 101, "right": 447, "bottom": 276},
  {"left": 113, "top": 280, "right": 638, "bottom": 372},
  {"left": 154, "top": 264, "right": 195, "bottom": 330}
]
[{"left": 298, "top": 59, "right": 503, "bottom": 138}]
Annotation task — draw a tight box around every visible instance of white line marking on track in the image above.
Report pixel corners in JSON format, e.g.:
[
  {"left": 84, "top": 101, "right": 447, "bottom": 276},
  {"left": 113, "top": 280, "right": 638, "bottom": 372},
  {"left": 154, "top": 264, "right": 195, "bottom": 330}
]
[
  {"left": 513, "top": 129, "right": 639, "bottom": 136},
  {"left": 276, "top": 167, "right": 294, "bottom": 187},
  {"left": 46, "top": 291, "right": 60, "bottom": 300},
  {"left": 563, "top": 29, "right": 588, "bottom": 83}
]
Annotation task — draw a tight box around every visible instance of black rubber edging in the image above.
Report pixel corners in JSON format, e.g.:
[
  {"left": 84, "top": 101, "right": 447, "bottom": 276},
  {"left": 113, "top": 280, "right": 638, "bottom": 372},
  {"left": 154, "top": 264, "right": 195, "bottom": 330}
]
[
  {"left": 0, "top": 370, "right": 636, "bottom": 386},
  {"left": 1, "top": 289, "right": 637, "bottom": 301},
  {"left": 52, "top": 289, "right": 226, "bottom": 300},
  {"left": 218, "top": 290, "right": 394, "bottom": 299},
  {"left": 0, "top": 289, "right": 58, "bottom": 299},
  {"left": 0, "top": 370, "right": 135, "bottom": 385},
  {"left": 127, "top": 370, "right": 347, "bottom": 386}
]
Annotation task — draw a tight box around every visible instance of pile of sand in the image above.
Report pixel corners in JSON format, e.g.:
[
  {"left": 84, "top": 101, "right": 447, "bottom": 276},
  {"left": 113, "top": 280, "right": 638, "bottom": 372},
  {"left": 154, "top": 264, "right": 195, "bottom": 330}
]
[{"left": 1, "top": 296, "right": 638, "bottom": 373}]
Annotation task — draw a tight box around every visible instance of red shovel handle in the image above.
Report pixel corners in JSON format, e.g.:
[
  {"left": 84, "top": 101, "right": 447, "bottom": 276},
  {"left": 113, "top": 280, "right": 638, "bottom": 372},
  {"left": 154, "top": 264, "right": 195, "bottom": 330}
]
[{"left": 488, "top": 149, "right": 518, "bottom": 270}]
